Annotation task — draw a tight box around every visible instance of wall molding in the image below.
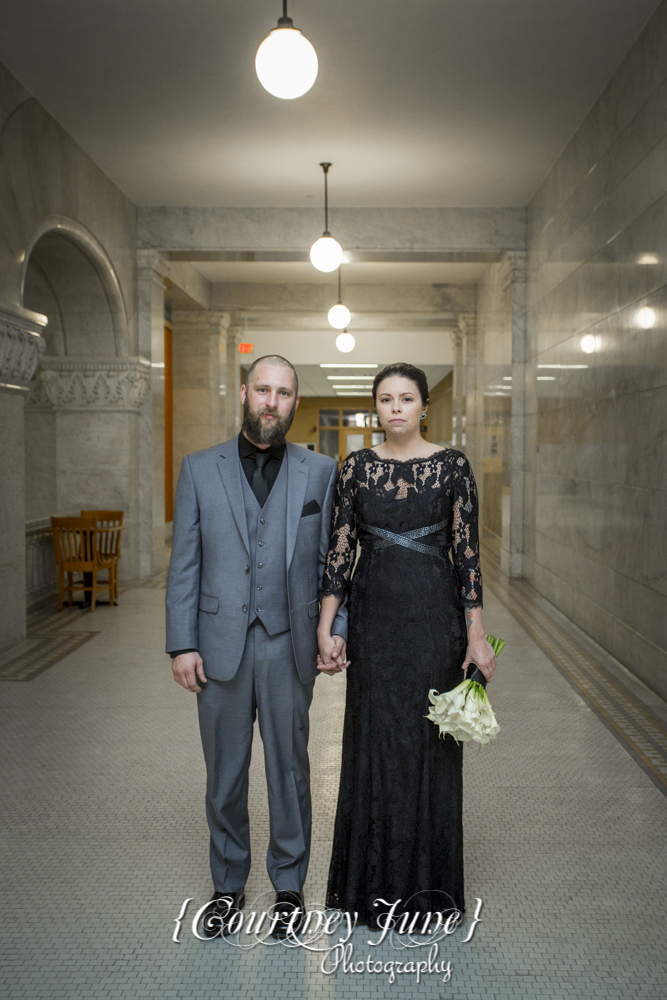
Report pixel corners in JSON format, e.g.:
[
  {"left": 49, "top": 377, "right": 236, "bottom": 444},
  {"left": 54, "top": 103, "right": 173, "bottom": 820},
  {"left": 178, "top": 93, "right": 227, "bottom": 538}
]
[{"left": 27, "top": 357, "right": 150, "bottom": 412}]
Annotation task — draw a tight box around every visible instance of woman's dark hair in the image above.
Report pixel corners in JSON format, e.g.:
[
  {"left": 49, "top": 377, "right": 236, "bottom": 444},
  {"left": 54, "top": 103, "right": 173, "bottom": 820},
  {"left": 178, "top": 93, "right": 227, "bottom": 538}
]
[{"left": 372, "top": 363, "right": 430, "bottom": 407}]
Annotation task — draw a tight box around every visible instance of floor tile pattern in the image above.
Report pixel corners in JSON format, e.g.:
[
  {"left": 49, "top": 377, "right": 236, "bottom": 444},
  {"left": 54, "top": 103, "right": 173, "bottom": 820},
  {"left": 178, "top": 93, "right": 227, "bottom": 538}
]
[
  {"left": 1, "top": 576, "right": 666, "bottom": 999},
  {"left": 483, "top": 547, "right": 667, "bottom": 795},
  {"left": 0, "top": 606, "right": 98, "bottom": 682}
]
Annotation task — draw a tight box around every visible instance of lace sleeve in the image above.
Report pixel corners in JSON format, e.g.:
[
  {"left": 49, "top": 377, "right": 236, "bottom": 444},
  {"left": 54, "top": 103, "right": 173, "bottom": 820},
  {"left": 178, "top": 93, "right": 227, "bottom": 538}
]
[
  {"left": 451, "top": 455, "right": 483, "bottom": 608},
  {"left": 322, "top": 454, "right": 358, "bottom": 599}
]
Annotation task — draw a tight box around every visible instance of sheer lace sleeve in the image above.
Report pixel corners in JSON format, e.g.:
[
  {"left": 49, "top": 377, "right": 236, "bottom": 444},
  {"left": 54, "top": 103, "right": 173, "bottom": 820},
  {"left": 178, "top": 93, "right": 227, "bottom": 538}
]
[
  {"left": 322, "top": 453, "right": 358, "bottom": 599},
  {"left": 451, "top": 455, "right": 483, "bottom": 608}
]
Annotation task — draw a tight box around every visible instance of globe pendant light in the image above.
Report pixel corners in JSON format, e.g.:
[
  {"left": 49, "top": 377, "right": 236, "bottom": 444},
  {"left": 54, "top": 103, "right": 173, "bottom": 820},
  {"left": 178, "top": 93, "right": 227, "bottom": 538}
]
[
  {"left": 328, "top": 266, "right": 352, "bottom": 329},
  {"left": 310, "top": 163, "right": 344, "bottom": 272},
  {"left": 336, "top": 331, "right": 355, "bottom": 353},
  {"left": 255, "top": 0, "right": 318, "bottom": 100}
]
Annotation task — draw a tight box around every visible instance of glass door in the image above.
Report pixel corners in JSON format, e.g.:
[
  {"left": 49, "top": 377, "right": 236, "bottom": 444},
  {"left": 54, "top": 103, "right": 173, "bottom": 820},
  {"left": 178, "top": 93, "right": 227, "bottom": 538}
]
[{"left": 318, "top": 407, "right": 385, "bottom": 464}]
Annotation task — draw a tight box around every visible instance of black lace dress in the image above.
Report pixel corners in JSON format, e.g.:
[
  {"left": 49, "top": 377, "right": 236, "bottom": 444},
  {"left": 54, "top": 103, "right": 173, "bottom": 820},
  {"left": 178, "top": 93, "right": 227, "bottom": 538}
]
[{"left": 322, "top": 448, "right": 482, "bottom": 926}]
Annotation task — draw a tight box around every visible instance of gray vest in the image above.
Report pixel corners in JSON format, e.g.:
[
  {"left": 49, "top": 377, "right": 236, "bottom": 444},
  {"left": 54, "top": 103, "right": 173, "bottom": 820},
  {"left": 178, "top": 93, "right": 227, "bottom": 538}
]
[{"left": 240, "top": 452, "right": 290, "bottom": 635}]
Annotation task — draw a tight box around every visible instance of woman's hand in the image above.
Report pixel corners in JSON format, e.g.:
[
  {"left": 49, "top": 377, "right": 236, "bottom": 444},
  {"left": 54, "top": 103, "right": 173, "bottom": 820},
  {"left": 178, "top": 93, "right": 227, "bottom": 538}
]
[
  {"left": 317, "top": 631, "right": 350, "bottom": 675},
  {"left": 462, "top": 633, "right": 497, "bottom": 683}
]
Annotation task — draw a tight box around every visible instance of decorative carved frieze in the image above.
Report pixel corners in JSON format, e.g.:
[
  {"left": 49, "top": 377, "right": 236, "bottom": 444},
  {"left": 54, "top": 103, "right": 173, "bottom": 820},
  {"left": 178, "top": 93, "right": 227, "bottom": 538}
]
[
  {"left": 25, "top": 375, "right": 52, "bottom": 409},
  {"left": 0, "top": 309, "right": 46, "bottom": 389},
  {"left": 28, "top": 358, "right": 150, "bottom": 411}
]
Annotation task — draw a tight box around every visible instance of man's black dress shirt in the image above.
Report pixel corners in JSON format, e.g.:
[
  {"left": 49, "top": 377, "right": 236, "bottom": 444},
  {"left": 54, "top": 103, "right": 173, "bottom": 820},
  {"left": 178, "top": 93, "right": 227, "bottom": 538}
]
[
  {"left": 169, "top": 434, "right": 286, "bottom": 659},
  {"left": 237, "top": 432, "right": 286, "bottom": 503}
]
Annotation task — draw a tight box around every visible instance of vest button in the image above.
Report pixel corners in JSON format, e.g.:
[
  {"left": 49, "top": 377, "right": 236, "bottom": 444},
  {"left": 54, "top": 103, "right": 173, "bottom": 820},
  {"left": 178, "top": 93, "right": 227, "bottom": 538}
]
[
  {"left": 258, "top": 562, "right": 263, "bottom": 568},
  {"left": 257, "top": 585, "right": 262, "bottom": 591},
  {"left": 242, "top": 605, "right": 247, "bottom": 613},
  {"left": 260, "top": 518, "right": 266, "bottom": 524},
  {"left": 258, "top": 540, "right": 264, "bottom": 547},
  {"left": 256, "top": 606, "right": 261, "bottom": 612},
  {"left": 245, "top": 565, "right": 250, "bottom": 573}
]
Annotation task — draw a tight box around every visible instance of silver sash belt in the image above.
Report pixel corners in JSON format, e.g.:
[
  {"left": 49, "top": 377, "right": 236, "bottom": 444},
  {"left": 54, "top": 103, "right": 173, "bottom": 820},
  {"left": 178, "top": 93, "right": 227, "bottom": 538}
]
[{"left": 360, "top": 518, "right": 448, "bottom": 556}]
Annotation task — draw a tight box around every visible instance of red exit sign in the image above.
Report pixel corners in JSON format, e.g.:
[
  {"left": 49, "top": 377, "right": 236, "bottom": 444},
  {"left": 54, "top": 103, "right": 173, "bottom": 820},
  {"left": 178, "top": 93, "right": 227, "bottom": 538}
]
[{"left": 238, "top": 342, "right": 254, "bottom": 354}]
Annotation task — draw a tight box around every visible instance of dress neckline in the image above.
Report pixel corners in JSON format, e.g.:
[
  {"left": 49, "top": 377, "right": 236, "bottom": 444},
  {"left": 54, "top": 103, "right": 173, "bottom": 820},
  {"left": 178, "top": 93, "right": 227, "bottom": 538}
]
[{"left": 363, "top": 447, "right": 451, "bottom": 464}]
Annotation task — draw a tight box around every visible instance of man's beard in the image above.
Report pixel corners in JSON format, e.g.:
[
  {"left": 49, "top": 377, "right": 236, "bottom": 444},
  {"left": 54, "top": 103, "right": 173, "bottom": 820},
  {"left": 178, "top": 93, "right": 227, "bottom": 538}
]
[{"left": 242, "top": 398, "right": 296, "bottom": 447}]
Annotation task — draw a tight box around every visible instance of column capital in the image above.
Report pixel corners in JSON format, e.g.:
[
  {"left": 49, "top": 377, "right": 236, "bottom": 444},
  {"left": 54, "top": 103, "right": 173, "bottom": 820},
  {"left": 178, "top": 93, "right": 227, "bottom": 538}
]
[
  {"left": 27, "top": 357, "right": 150, "bottom": 411},
  {"left": 0, "top": 303, "right": 47, "bottom": 392},
  {"left": 137, "top": 249, "right": 170, "bottom": 282},
  {"left": 500, "top": 250, "right": 528, "bottom": 290},
  {"left": 456, "top": 312, "right": 476, "bottom": 338},
  {"left": 172, "top": 310, "right": 230, "bottom": 334}
]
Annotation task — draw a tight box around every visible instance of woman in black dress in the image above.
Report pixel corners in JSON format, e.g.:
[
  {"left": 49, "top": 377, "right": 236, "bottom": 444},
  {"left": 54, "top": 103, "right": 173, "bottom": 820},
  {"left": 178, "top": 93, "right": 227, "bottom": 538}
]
[{"left": 316, "top": 363, "right": 497, "bottom": 928}]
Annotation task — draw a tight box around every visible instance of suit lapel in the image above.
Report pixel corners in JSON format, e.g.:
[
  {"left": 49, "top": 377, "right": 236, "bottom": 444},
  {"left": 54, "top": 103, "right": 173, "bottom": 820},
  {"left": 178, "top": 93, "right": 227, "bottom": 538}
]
[
  {"left": 217, "top": 435, "right": 250, "bottom": 555},
  {"left": 285, "top": 443, "right": 309, "bottom": 568}
]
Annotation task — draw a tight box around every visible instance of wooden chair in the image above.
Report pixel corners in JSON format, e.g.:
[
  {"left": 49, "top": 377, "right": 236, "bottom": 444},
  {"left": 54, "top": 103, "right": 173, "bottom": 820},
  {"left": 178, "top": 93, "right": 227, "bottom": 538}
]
[
  {"left": 80, "top": 510, "right": 124, "bottom": 600},
  {"left": 50, "top": 516, "right": 119, "bottom": 611}
]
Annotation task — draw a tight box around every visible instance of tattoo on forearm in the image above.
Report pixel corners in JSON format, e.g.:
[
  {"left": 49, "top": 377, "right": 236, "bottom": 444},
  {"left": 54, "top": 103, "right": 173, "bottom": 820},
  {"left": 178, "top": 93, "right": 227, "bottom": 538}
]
[{"left": 465, "top": 607, "right": 473, "bottom": 632}]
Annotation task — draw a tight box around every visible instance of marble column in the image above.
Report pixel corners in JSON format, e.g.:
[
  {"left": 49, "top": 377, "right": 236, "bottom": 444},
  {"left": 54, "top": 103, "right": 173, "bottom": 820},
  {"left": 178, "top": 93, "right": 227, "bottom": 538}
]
[
  {"left": 171, "top": 311, "right": 229, "bottom": 484},
  {"left": 225, "top": 320, "right": 243, "bottom": 441},
  {"left": 499, "top": 251, "right": 527, "bottom": 578},
  {"left": 450, "top": 325, "right": 465, "bottom": 450},
  {"left": 0, "top": 304, "right": 47, "bottom": 651},
  {"left": 136, "top": 250, "right": 169, "bottom": 577},
  {"left": 460, "top": 312, "right": 485, "bottom": 523}
]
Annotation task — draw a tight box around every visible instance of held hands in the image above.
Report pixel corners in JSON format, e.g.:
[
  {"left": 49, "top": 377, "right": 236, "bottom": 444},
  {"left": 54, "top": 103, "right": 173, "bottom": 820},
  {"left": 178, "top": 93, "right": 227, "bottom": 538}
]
[
  {"left": 462, "top": 632, "right": 497, "bottom": 683},
  {"left": 172, "top": 651, "right": 207, "bottom": 693},
  {"left": 317, "top": 631, "right": 350, "bottom": 676}
]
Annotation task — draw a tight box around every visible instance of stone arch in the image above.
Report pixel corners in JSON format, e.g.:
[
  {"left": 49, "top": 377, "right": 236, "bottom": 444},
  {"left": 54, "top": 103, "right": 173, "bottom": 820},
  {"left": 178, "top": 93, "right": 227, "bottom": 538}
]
[{"left": 21, "top": 218, "right": 128, "bottom": 358}]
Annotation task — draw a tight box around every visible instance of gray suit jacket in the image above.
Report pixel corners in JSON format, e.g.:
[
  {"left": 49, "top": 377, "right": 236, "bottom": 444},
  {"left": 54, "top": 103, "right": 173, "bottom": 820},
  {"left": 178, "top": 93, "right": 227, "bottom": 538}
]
[{"left": 165, "top": 436, "right": 347, "bottom": 685}]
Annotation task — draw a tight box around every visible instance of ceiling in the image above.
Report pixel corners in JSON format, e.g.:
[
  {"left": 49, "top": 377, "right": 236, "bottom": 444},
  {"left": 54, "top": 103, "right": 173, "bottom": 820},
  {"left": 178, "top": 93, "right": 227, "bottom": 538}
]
[
  {"left": 0, "top": 0, "right": 659, "bottom": 208},
  {"left": 194, "top": 261, "right": 488, "bottom": 284}
]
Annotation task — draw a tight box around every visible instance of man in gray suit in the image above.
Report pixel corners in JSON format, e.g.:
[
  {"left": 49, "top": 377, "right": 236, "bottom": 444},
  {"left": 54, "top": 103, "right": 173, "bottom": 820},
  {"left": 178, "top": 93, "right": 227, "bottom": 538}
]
[{"left": 166, "top": 355, "right": 347, "bottom": 938}]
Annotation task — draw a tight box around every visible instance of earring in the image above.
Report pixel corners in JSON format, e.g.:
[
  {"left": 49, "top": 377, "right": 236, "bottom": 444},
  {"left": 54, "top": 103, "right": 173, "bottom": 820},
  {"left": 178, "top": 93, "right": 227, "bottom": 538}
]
[{"left": 421, "top": 413, "right": 426, "bottom": 419}]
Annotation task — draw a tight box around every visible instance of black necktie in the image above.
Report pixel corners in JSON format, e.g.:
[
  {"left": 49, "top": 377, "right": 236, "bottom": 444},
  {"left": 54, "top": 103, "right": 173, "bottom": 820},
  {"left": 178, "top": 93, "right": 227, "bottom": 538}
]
[{"left": 251, "top": 451, "right": 271, "bottom": 508}]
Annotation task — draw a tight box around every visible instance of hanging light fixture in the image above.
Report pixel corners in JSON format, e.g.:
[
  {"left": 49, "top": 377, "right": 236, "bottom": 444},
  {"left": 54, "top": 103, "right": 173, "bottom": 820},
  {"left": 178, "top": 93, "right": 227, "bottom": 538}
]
[
  {"left": 636, "top": 306, "right": 656, "bottom": 329},
  {"left": 310, "top": 163, "right": 344, "bottom": 273},
  {"left": 328, "top": 266, "right": 352, "bottom": 329},
  {"left": 336, "top": 331, "right": 356, "bottom": 353},
  {"left": 255, "top": 0, "right": 318, "bottom": 100}
]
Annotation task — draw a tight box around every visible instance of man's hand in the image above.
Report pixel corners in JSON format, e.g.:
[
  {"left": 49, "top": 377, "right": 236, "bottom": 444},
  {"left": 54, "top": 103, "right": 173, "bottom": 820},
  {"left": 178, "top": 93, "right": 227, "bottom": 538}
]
[
  {"left": 317, "top": 633, "right": 349, "bottom": 676},
  {"left": 172, "top": 651, "right": 207, "bottom": 692}
]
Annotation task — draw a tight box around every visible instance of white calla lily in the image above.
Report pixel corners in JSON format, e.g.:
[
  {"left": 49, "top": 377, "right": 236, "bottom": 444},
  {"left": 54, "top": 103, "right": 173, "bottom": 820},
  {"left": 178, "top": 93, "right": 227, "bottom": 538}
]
[{"left": 425, "top": 634, "right": 504, "bottom": 747}]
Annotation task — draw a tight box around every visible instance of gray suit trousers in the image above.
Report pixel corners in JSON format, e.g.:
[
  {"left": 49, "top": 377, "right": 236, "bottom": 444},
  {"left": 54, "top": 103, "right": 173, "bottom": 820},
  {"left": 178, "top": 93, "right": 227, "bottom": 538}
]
[{"left": 197, "top": 621, "right": 315, "bottom": 892}]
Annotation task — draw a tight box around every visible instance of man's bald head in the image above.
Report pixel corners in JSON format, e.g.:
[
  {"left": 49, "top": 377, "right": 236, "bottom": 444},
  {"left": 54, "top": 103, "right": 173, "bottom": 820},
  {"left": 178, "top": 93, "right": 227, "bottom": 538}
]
[{"left": 245, "top": 355, "right": 298, "bottom": 394}]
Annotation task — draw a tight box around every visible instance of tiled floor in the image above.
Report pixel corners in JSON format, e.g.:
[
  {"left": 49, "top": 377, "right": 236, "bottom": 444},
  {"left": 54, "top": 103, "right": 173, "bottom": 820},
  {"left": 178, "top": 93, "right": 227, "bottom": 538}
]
[{"left": 1, "top": 570, "right": 667, "bottom": 999}]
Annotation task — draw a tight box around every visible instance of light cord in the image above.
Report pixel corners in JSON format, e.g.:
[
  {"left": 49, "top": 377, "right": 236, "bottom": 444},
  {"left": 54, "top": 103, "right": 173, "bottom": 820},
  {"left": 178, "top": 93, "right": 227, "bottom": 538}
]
[{"left": 319, "top": 162, "right": 331, "bottom": 235}]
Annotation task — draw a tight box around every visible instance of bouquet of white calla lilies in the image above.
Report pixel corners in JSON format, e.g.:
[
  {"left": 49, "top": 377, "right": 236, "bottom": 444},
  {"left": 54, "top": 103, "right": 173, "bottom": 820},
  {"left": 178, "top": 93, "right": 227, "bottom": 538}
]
[{"left": 426, "top": 635, "right": 505, "bottom": 746}]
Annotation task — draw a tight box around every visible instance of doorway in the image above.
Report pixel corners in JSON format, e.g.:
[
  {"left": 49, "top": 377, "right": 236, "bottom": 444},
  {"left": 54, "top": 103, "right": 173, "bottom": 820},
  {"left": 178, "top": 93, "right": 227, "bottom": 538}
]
[{"left": 318, "top": 407, "right": 385, "bottom": 463}]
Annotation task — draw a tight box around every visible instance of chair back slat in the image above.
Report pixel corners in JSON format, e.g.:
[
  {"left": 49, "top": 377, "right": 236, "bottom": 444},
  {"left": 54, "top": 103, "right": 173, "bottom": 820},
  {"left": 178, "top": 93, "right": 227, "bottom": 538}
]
[
  {"left": 50, "top": 517, "right": 96, "bottom": 570},
  {"left": 81, "top": 510, "right": 124, "bottom": 558}
]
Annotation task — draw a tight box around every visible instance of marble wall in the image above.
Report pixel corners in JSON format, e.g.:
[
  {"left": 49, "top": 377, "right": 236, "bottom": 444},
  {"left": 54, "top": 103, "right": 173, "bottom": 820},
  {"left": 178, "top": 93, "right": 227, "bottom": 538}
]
[
  {"left": 526, "top": 2, "right": 667, "bottom": 698},
  {"left": 0, "top": 65, "right": 137, "bottom": 334},
  {"left": 0, "top": 58, "right": 153, "bottom": 648}
]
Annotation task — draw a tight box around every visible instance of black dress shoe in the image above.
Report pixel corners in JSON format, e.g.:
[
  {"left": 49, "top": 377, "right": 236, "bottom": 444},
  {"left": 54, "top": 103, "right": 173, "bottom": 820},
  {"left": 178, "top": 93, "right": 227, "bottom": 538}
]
[
  {"left": 271, "top": 890, "right": 306, "bottom": 939},
  {"left": 200, "top": 889, "right": 245, "bottom": 939}
]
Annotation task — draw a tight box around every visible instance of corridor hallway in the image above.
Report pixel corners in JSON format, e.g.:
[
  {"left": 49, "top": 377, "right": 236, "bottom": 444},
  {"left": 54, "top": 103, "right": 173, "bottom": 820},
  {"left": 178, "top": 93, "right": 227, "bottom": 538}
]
[{"left": 1, "top": 564, "right": 666, "bottom": 1000}]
